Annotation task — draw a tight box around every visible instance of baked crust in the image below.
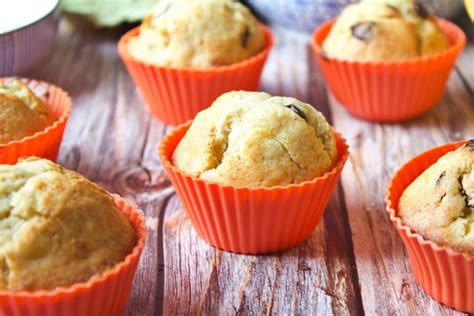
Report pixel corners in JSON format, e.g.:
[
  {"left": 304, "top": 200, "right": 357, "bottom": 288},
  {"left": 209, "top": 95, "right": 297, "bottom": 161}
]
[
  {"left": 172, "top": 91, "right": 337, "bottom": 187},
  {"left": 127, "top": 0, "right": 265, "bottom": 68}
]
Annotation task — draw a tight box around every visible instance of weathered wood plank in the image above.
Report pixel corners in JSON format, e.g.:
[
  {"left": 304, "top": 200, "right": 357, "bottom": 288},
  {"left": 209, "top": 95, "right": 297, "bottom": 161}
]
[
  {"left": 457, "top": 45, "right": 474, "bottom": 95},
  {"left": 329, "top": 49, "right": 474, "bottom": 315},
  {"left": 162, "top": 196, "right": 359, "bottom": 315},
  {"left": 455, "top": 14, "right": 474, "bottom": 95}
]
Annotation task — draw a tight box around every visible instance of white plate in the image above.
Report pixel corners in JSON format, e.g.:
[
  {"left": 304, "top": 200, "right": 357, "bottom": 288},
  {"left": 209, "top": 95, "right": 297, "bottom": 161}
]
[{"left": 0, "top": 0, "right": 58, "bottom": 35}]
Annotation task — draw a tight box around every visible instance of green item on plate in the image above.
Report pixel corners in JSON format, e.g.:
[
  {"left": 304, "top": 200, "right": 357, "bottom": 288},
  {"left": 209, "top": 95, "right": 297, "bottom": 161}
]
[{"left": 60, "top": 0, "right": 155, "bottom": 27}]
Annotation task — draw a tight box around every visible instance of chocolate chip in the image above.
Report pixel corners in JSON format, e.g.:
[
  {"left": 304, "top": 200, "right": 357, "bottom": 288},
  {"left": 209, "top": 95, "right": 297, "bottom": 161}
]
[
  {"left": 436, "top": 171, "right": 446, "bottom": 185},
  {"left": 414, "top": 1, "right": 429, "bottom": 19},
  {"left": 458, "top": 175, "right": 473, "bottom": 216},
  {"left": 350, "top": 22, "right": 375, "bottom": 42},
  {"left": 241, "top": 27, "right": 250, "bottom": 49},
  {"left": 468, "top": 139, "right": 474, "bottom": 149},
  {"left": 285, "top": 104, "right": 306, "bottom": 120}
]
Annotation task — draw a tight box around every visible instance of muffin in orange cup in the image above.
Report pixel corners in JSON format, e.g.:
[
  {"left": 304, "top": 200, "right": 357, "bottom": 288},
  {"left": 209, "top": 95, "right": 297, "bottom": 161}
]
[
  {"left": 118, "top": 0, "right": 274, "bottom": 125},
  {"left": 0, "top": 78, "right": 71, "bottom": 164},
  {"left": 0, "top": 158, "right": 147, "bottom": 316},
  {"left": 386, "top": 140, "right": 474, "bottom": 313},
  {"left": 158, "top": 91, "right": 349, "bottom": 254},
  {"left": 311, "top": 0, "right": 466, "bottom": 123}
]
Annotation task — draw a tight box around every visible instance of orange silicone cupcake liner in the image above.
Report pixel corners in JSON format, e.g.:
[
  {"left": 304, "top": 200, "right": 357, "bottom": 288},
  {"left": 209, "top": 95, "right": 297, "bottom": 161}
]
[
  {"left": 118, "top": 25, "right": 274, "bottom": 125},
  {"left": 311, "top": 18, "right": 466, "bottom": 123},
  {"left": 0, "top": 194, "right": 147, "bottom": 316},
  {"left": 0, "top": 78, "right": 72, "bottom": 164},
  {"left": 386, "top": 141, "right": 474, "bottom": 313},
  {"left": 158, "top": 121, "right": 349, "bottom": 254}
]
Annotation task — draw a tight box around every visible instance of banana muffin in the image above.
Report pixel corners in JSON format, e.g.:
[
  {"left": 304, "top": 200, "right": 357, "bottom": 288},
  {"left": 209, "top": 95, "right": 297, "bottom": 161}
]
[
  {"left": 399, "top": 141, "right": 474, "bottom": 255},
  {"left": 172, "top": 91, "right": 337, "bottom": 187},
  {"left": 0, "top": 157, "right": 137, "bottom": 292},
  {"left": 0, "top": 80, "right": 54, "bottom": 144},
  {"left": 127, "top": 0, "right": 265, "bottom": 69},
  {"left": 322, "top": 0, "right": 450, "bottom": 61}
]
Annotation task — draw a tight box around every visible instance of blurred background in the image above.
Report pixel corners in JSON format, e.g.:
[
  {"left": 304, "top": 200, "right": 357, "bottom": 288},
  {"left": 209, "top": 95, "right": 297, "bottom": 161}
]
[
  {"left": 59, "top": 0, "right": 469, "bottom": 31},
  {"left": 1, "top": 0, "right": 472, "bottom": 77}
]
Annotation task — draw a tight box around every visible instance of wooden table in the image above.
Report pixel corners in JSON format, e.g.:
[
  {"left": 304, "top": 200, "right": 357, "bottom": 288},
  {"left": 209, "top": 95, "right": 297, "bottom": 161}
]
[{"left": 27, "top": 16, "right": 473, "bottom": 315}]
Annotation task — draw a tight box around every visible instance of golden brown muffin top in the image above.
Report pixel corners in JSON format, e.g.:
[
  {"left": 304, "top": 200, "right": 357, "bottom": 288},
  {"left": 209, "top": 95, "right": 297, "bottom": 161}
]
[
  {"left": 399, "top": 141, "right": 474, "bottom": 255},
  {"left": 172, "top": 91, "right": 337, "bottom": 187},
  {"left": 127, "top": 0, "right": 265, "bottom": 69},
  {"left": 322, "top": 0, "right": 450, "bottom": 61},
  {"left": 0, "top": 80, "right": 54, "bottom": 144},
  {"left": 0, "top": 157, "right": 137, "bottom": 292}
]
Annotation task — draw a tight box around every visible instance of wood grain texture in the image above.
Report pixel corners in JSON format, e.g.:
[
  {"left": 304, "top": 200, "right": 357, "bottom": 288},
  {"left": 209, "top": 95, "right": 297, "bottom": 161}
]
[
  {"left": 24, "top": 18, "right": 474, "bottom": 315},
  {"left": 457, "top": 44, "right": 474, "bottom": 94},
  {"left": 456, "top": 14, "right": 474, "bottom": 95}
]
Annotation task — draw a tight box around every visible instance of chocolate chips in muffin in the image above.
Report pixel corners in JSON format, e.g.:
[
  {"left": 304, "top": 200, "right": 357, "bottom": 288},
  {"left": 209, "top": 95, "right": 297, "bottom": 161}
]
[
  {"left": 172, "top": 91, "right": 337, "bottom": 187},
  {"left": 128, "top": 0, "right": 265, "bottom": 69},
  {"left": 350, "top": 22, "right": 375, "bottom": 41},
  {"left": 414, "top": 1, "right": 429, "bottom": 19},
  {"left": 458, "top": 175, "right": 473, "bottom": 217},
  {"left": 241, "top": 27, "right": 251, "bottom": 48},
  {"left": 322, "top": 0, "right": 450, "bottom": 61},
  {"left": 436, "top": 170, "right": 446, "bottom": 185},
  {"left": 285, "top": 104, "right": 306, "bottom": 120}
]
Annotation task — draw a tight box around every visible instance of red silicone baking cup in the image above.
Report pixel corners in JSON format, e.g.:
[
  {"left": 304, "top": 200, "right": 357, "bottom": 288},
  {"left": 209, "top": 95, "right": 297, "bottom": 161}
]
[
  {"left": 158, "top": 121, "right": 349, "bottom": 254},
  {"left": 311, "top": 18, "right": 466, "bottom": 122},
  {"left": 386, "top": 141, "right": 474, "bottom": 313},
  {"left": 118, "top": 25, "right": 274, "bottom": 125},
  {"left": 0, "top": 79, "right": 71, "bottom": 164},
  {"left": 0, "top": 194, "right": 147, "bottom": 316}
]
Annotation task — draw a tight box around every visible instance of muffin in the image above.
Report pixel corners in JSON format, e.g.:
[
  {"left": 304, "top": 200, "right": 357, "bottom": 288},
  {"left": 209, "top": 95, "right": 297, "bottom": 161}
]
[
  {"left": 127, "top": 0, "right": 265, "bottom": 69},
  {"left": 311, "top": 0, "right": 465, "bottom": 122},
  {"left": 0, "top": 79, "right": 54, "bottom": 144},
  {"left": 0, "top": 157, "right": 137, "bottom": 292},
  {"left": 172, "top": 91, "right": 337, "bottom": 187},
  {"left": 322, "top": 0, "right": 450, "bottom": 61},
  {"left": 386, "top": 140, "right": 474, "bottom": 313},
  {"left": 399, "top": 140, "right": 474, "bottom": 255},
  {"left": 159, "top": 92, "right": 348, "bottom": 253}
]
